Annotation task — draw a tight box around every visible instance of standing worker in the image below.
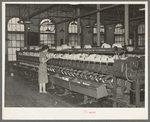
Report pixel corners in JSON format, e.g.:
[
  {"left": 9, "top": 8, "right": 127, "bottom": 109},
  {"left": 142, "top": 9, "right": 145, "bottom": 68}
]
[{"left": 38, "top": 45, "right": 51, "bottom": 93}]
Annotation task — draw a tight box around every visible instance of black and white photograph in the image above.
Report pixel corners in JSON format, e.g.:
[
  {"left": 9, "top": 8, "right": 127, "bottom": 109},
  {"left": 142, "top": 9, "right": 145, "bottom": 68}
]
[{"left": 2, "top": 1, "right": 148, "bottom": 120}]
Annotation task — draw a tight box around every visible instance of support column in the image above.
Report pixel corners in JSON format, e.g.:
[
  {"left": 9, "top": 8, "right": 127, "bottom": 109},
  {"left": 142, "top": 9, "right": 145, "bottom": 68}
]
[
  {"left": 125, "top": 4, "right": 129, "bottom": 45},
  {"left": 97, "top": 4, "right": 100, "bottom": 46},
  {"left": 24, "top": 25, "right": 28, "bottom": 47},
  {"left": 64, "top": 22, "right": 66, "bottom": 44},
  {"left": 133, "top": 25, "right": 138, "bottom": 49},
  {"left": 77, "top": 8, "right": 81, "bottom": 47}
]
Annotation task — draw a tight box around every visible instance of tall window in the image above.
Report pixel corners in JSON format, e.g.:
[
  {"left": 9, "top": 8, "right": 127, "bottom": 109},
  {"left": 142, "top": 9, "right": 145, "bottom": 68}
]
[
  {"left": 114, "top": 24, "right": 125, "bottom": 46},
  {"left": 68, "top": 21, "right": 81, "bottom": 47},
  {"left": 93, "top": 24, "right": 105, "bottom": 45},
  {"left": 138, "top": 22, "right": 145, "bottom": 46},
  {"left": 40, "top": 19, "right": 55, "bottom": 46},
  {"left": 7, "top": 17, "right": 24, "bottom": 61}
]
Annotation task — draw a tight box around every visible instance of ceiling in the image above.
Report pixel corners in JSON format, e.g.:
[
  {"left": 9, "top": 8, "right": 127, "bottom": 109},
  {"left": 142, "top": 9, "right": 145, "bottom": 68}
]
[{"left": 6, "top": 4, "right": 145, "bottom": 24}]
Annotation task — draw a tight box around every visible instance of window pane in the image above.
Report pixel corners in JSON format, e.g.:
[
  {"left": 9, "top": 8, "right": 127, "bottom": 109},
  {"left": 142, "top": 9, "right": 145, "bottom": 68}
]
[
  {"left": 20, "top": 25, "right": 24, "bottom": 31},
  {"left": 8, "top": 17, "right": 24, "bottom": 32},
  {"left": 8, "top": 55, "right": 13, "bottom": 61},
  {"left": 16, "top": 34, "right": 21, "bottom": 40},
  {"left": 44, "top": 40, "right": 48, "bottom": 44},
  {"left": 12, "top": 41, "right": 16, "bottom": 47},
  {"left": 93, "top": 28, "right": 97, "bottom": 33},
  {"left": 16, "top": 41, "right": 20, "bottom": 47},
  {"left": 21, "top": 40, "right": 24, "bottom": 47},
  {"left": 40, "top": 34, "right": 43, "bottom": 41},
  {"left": 43, "top": 34, "right": 47, "bottom": 40},
  {"left": 40, "top": 19, "right": 55, "bottom": 34},
  {"left": 20, "top": 34, "right": 24, "bottom": 40},
  {"left": 8, "top": 34, "right": 12, "bottom": 40},
  {"left": 13, "top": 55, "right": 16, "bottom": 61},
  {"left": 12, "top": 48, "right": 17, "bottom": 54},
  {"left": 7, "top": 41, "right": 12, "bottom": 47},
  {"left": 51, "top": 35, "right": 54, "bottom": 40},
  {"left": 40, "top": 19, "right": 55, "bottom": 46},
  {"left": 115, "top": 24, "right": 124, "bottom": 45},
  {"left": 69, "top": 21, "right": 78, "bottom": 33},
  {"left": 11, "top": 25, "right": 17, "bottom": 31},
  {"left": 8, "top": 48, "right": 13, "bottom": 54},
  {"left": 43, "top": 26, "right": 47, "bottom": 32},
  {"left": 8, "top": 24, "right": 12, "bottom": 31},
  {"left": 11, "top": 34, "right": 16, "bottom": 41},
  {"left": 138, "top": 23, "right": 145, "bottom": 46},
  {"left": 51, "top": 40, "right": 54, "bottom": 44},
  {"left": 47, "top": 40, "right": 51, "bottom": 44},
  {"left": 41, "top": 41, "right": 44, "bottom": 44},
  {"left": 17, "top": 48, "right": 20, "bottom": 51},
  {"left": 50, "top": 25, "right": 55, "bottom": 33},
  {"left": 16, "top": 25, "right": 21, "bottom": 31},
  {"left": 47, "top": 34, "right": 51, "bottom": 40}
]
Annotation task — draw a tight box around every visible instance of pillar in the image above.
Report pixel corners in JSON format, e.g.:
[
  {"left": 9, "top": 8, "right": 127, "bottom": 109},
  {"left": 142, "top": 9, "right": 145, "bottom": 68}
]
[
  {"left": 97, "top": 4, "right": 100, "bottom": 46},
  {"left": 125, "top": 4, "right": 129, "bottom": 45},
  {"left": 77, "top": 8, "right": 81, "bottom": 47},
  {"left": 133, "top": 25, "right": 138, "bottom": 49}
]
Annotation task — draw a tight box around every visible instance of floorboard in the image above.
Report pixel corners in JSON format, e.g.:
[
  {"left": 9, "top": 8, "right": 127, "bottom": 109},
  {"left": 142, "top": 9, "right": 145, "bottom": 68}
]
[{"left": 4, "top": 73, "right": 105, "bottom": 107}]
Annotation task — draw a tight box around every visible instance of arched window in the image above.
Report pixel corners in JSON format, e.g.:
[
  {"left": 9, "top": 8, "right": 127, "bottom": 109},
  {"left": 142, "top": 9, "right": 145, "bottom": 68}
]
[
  {"left": 68, "top": 21, "right": 81, "bottom": 47},
  {"left": 93, "top": 24, "right": 105, "bottom": 45},
  {"left": 114, "top": 23, "right": 125, "bottom": 46},
  {"left": 7, "top": 17, "right": 24, "bottom": 61},
  {"left": 138, "top": 22, "right": 145, "bottom": 46},
  {"left": 40, "top": 19, "right": 55, "bottom": 46}
]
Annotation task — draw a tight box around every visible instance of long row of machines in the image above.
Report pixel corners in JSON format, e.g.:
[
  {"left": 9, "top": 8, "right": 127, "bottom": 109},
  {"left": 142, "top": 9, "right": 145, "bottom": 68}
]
[{"left": 14, "top": 47, "right": 145, "bottom": 107}]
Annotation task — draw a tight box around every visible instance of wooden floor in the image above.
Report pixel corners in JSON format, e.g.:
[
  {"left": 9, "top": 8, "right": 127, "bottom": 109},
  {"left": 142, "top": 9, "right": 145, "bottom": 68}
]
[{"left": 4, "top": 73, "right": 104, "bottom": 107}]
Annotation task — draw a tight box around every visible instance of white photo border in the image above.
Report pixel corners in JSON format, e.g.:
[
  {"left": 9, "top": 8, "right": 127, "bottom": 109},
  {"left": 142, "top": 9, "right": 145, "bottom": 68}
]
[{"left": 2, "top": 1, "right": 148, "bottom": 120}]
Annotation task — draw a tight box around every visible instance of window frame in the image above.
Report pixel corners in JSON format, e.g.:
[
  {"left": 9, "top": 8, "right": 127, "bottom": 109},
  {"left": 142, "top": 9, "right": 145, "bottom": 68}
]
[
  {"left": 40, "top": 19, "right": 55, "bottom": 47},
  {"left": 68, "top": 21, "right": 81, "bottom": 47},
  {"left": 93, "top": 23, "right": 105, "bottom": 45},
  {"left": 114, "top": 23, "right": 125, "bottom": 46},
  {"left": 7, "top": 17, "right": 25, "bottom": 62},
  {"left": 137, "top": 22, "right": 145, "bottom": 47}
]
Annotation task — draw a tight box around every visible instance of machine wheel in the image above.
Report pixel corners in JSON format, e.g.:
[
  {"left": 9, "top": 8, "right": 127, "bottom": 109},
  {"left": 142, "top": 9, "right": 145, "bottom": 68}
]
[
  {"left": 55, "top": 85, "right": 65, "bottom": 94},
  {"left": 73, "top": 92, "right": 85, "bottom": 103},
  {"left": 98, "top": 97, "right": 113, "bottom": 107}
]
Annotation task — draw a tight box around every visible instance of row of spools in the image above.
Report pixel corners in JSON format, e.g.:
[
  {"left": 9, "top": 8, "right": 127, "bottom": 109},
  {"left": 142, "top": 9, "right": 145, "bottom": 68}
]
[{"left": 17, "top": 51, "right": 145, "bottom": 80}]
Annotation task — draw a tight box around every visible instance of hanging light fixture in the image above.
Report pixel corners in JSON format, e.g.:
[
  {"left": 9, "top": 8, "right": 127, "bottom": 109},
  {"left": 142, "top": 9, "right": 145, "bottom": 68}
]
[
  {"left": 17, "top": 5, "right": 24, "bottom": 24},
  {"left": 46, "top": 27, "right": 51, "bottom": 32},
  {"left": 71, "top": 6, "right": 77, "bottom": 25},
  {"left": 18, "top": 4, "right": 33, "bottom": 24},
  {"left": 59, "top": 6, "right": 65, "bottom": 32},
  {"left": 45, "top": 23, "right": 51, "bottom": 32},
  {"left": 24, "top": 5, "right": 32, "bottom": 24},
  {"left": 45, "top": 11, "right": 52, "bottom": 32},
  {"left": 23, "top": 19, "right": 33, "bottom": 24}
]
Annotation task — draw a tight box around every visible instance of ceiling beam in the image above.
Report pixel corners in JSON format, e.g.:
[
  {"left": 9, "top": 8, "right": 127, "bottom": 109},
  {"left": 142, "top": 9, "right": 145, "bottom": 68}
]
[
  {"left": 55, "top": 4, "right": 122, "bottom": 25},
  {"left": 18, "top": 4, "right": 57, "bottom": 22},
  {"left": 105, "top": 16, "right": 145, "bottom": 25}
]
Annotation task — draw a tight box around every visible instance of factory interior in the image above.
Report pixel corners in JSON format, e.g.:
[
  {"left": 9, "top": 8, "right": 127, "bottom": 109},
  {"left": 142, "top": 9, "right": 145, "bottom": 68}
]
[{"left": 4, "top": 3, "right": 145, "bottom": 108}]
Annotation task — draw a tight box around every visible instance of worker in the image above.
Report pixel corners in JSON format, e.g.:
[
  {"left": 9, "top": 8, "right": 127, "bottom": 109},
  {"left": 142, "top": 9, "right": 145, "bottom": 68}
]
[{"left": 38, "top": 45, "right": 51, "bottom": 93}]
